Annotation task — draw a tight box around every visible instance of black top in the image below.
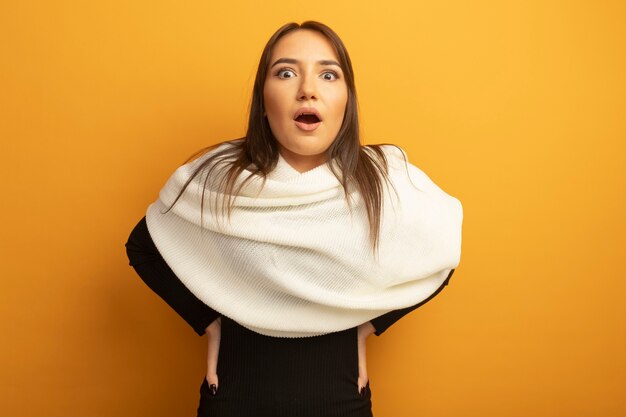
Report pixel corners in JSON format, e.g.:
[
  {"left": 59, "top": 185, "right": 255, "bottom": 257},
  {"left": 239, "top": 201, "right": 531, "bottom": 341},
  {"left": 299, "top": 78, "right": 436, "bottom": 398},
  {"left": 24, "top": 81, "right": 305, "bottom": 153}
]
[{"left": 125, "top": 216, "right": 455, "bottom": 337}]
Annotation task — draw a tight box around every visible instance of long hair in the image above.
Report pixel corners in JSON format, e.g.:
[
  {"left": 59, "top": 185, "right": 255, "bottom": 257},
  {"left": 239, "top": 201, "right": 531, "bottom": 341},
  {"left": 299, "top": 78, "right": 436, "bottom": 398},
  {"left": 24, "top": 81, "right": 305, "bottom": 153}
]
[{"left": 163, "top": 21, "right": 407, "bottom": 253}]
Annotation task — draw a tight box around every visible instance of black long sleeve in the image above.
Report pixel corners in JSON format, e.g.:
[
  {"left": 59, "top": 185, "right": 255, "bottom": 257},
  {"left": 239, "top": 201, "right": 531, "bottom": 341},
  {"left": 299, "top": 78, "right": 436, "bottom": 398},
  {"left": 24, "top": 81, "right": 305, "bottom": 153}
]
[
  {"left": 125, "top": 216, "right": 221, "bottom": 336},
  {"left": 369, "top": 268, "right": 455, "bottom": 336}
]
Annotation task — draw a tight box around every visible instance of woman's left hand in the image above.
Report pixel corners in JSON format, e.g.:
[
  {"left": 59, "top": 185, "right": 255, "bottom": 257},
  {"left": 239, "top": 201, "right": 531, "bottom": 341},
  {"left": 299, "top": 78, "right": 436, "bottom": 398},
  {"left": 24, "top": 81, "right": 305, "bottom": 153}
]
[{"left": 356, "top": 321, "right": 376, "bottom": 396}]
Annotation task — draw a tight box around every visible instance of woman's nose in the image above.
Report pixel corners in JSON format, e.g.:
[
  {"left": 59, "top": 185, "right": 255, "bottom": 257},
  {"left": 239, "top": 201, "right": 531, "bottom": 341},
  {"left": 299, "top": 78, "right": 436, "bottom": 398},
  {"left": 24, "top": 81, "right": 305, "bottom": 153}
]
[{"left": 297, "top": 75, "right": 317, "bottom": 101}]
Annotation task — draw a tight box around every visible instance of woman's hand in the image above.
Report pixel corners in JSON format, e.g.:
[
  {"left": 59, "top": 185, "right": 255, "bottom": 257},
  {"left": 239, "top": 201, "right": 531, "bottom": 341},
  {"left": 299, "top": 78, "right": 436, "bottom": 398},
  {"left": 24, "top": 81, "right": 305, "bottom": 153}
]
[
  {"left": 356, "top": 321, "right": 376, "bottom": 396},
  {"left": 205, "top": 317, "right": 222, "bottom": 395}
]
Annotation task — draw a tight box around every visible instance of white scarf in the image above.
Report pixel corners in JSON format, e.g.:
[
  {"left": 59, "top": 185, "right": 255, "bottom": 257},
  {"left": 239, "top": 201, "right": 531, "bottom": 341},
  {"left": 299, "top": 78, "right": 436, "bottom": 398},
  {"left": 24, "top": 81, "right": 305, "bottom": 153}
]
[{"left": 145, "top": 141, "right": 463, "bottom": 338}]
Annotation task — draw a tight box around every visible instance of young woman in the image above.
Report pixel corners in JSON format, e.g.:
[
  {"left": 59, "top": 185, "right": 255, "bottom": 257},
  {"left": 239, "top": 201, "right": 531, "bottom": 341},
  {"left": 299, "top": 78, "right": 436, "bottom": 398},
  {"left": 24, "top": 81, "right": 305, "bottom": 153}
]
[{"left": 125, "top": 21, "right": 463, "bottom": 417}]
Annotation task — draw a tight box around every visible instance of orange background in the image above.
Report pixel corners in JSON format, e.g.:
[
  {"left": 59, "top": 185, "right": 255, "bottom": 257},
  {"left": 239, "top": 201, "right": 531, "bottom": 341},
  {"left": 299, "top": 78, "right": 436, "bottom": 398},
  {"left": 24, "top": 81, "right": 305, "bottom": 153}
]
[{"left": 2, "top": 1, "right": 625, "bottom": 416}]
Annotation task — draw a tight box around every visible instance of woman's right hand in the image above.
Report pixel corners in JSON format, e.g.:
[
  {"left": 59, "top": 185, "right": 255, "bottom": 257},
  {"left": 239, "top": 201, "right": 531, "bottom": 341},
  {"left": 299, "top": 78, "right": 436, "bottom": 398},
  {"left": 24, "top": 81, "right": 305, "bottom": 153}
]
[
  {"left": 205, "top": 316, "right": 222, "bottom": 395},
  {"left": 357, "top": 321, "right": 376, "bottom": 396}
]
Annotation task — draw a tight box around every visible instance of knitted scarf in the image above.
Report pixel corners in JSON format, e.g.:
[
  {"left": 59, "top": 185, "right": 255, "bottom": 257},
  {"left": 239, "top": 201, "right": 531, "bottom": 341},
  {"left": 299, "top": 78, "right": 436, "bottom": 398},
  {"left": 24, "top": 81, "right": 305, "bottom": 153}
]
[{"left": 145, "top": 141, "right": 463, "bottom": 338}]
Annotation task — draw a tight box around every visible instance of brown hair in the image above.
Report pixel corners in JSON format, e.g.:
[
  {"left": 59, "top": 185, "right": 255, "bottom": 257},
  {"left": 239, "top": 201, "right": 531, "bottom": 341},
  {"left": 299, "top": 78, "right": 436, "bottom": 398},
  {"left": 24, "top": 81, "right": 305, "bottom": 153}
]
[{"left": 164, "top": 21, "right": 407, "bottom": 253}]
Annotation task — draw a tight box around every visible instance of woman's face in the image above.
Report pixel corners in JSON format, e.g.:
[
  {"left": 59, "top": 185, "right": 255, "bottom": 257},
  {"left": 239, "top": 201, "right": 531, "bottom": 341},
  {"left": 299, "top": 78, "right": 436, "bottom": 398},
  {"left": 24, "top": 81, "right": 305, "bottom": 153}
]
[{"left": 263, "top": 29, "right": 348, "bottom": 173}]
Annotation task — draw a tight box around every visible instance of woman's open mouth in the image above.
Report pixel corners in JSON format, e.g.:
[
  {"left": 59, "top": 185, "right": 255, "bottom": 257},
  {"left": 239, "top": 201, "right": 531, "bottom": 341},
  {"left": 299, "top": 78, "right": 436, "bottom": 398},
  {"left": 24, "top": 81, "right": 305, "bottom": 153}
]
[{"left": 294, "top": 113, "right": 321, "bottom": 132}]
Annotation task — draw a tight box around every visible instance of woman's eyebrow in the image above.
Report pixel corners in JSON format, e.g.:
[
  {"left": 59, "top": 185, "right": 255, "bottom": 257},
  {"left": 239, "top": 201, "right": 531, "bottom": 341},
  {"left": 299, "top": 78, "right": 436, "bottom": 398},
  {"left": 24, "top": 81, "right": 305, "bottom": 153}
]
[{"left": 270, "top": 58, "right": 341, "bottom": 68}]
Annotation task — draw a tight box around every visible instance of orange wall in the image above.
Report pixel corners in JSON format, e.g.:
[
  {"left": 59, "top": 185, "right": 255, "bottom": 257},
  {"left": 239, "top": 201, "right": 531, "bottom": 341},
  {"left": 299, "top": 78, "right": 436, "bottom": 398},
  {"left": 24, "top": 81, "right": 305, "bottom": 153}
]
[{"left": 1, "top": 1, "right": 625, "bottom": 416}]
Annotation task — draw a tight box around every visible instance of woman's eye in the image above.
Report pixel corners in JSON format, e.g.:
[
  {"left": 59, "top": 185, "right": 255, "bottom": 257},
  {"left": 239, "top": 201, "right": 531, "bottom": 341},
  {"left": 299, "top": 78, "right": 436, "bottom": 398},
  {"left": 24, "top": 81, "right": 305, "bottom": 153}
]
[
  {"left": 321, "top": 71, "right": 339, "bottom": 81},
  {"left": 276, "top": 69, "right": 296, "bottom": 79}
]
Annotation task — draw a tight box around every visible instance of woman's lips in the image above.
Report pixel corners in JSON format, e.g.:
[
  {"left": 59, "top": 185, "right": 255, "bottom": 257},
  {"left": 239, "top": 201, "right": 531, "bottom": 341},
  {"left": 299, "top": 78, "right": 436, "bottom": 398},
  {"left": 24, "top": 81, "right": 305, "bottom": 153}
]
[{"left": 294, "top": 120, "right": 321, "bottom": 131}]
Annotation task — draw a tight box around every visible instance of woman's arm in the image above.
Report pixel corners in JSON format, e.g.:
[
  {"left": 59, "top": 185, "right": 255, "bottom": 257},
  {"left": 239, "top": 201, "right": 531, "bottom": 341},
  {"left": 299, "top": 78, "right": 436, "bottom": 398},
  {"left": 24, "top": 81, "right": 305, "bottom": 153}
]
[
  {"left": 368, "top": 269, "right": 456, "bottom": 336},
  {"left": 124, "top": 216, "right": 221, "bottom": 336},
  {"left": 125, "top": 214, "right": 454, "bottom": 337}
]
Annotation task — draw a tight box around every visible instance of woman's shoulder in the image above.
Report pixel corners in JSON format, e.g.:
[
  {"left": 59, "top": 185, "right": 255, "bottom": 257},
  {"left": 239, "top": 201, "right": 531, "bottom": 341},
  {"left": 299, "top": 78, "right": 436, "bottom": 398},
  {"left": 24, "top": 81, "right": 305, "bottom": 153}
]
[
  {"left": 362, "top": 143, "right": 409, "bottom": 168},
  {"left": 170, "top": 139, "right": 244, "bottom": 179},
  {"left": 159, "top": 139, "right": 243, "bottom": 192},
  {"left": 187, "top": 138, "right": 243, "bottom": 166},
  {"left": 362, "top": 143, "right": 456, "bottom": 198}
]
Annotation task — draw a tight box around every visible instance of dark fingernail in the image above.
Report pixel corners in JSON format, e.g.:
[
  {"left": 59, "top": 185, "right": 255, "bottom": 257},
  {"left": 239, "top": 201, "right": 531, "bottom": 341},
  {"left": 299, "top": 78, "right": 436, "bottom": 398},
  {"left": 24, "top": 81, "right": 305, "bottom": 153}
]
[
  {"left": 209, "top": 384, "right": 217, "bottom": 396},
  {"left": 360, "top": 387, "right": 365, "bottom": 398}
]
